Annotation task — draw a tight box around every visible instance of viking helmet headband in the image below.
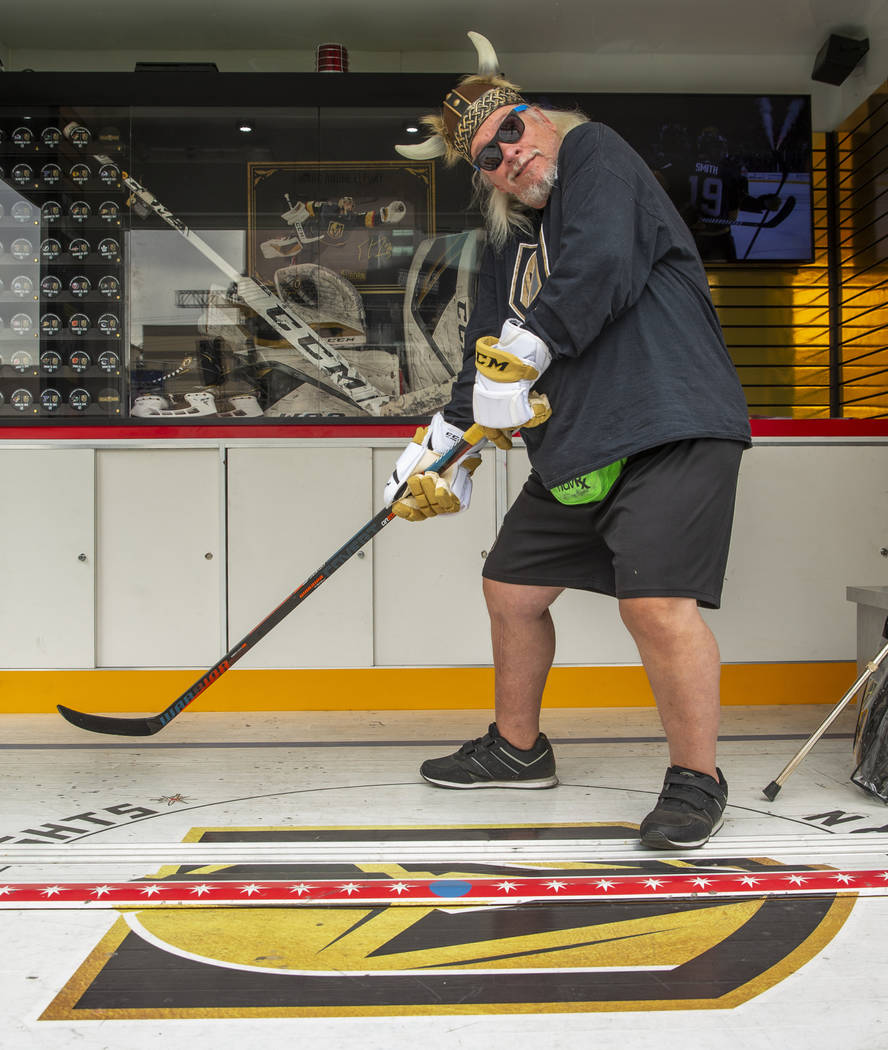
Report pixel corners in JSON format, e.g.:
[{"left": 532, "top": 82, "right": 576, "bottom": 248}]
[{"left": 396, "top": 32, "right": 526, "bottom": 166}]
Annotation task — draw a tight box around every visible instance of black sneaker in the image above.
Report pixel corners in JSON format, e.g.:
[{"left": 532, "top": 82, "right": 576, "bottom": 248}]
[
  {"left": 639, "top": 766, "right": 728, "bottom": 849},
  {"left": 420, "top": 723, "right": 558, "bottom": 789}
]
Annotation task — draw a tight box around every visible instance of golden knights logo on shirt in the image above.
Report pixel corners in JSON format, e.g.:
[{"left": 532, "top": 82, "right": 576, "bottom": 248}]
[{"left": 508, "top": 231, "right": 550, "bottom": 319}]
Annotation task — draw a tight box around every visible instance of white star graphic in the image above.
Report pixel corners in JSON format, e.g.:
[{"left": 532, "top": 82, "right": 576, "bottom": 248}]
[
  {"left": 644, "top": 878, "right": 665, "bottom": 889},
  {"left": 41, "top": 886, "right": 63, "bottom": 897},
  {"left": 786, "top": 874, "right": 808, "bottom": 886},
  {"left": 596, "top": 879, "right": 615, "bottom": 891},
  {"left": 496, "top": 881, "right": 521, "bottom": 893},
  {"left": 339, "top": 882, "right": 361, "bottom": 895},
  {"left": 190, "top": 883, "right": 213, "bottom": 896},
  {"left": 879, "top": 872, "right": 888, "bottom": 882},
  {"left": 388, "top": 882, "right": 411, "bottom": 894},
  {"left": 691, "top": 877, "right": 712, "bottom": 888},
  {"left": 290, "top": 883, "right": 314, "bottom": 895},
  {"left": 831, "top": 873, "right": 855, "bottom": 884},
  {"left": 739, "top": 876, "right": 761, "bottom": 887},
  {"left": 240, "top": 884, "right": 262, "bottom": 896},
  {"left": 545, "top": 880, "right": 567, "bottom": 892},
  {"left": 0, "top": 887, "right": 14, "bottom": 896},
  {"left": 91, "top": 885, "right": 113, "bottom": 897},
  {"left": 140, "top": 885, "right": 163, "bottom": 897}
]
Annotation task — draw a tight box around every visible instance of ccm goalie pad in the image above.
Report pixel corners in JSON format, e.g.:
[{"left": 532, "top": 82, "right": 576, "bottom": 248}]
[
  {"left": 402, "top": 230, "right": 484, "bottom": 391},
  {"left": 852, "top": 621, "right": 888, "bottom": 803}
]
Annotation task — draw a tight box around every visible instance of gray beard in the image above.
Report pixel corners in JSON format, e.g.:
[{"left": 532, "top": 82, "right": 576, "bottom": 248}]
[{"left": 512, "top": 160, "right": 557, "bottom": 208}]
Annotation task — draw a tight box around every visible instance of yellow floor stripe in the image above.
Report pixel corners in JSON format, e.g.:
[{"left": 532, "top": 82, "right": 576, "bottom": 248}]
[{"left": 0, "top": 662, "right": 856, "bottom": 714}]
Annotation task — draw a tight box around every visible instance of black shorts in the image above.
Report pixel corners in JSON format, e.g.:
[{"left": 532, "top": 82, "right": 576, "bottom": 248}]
[{"left": 482, "top": 438, "right": 745, "bottom": 609}]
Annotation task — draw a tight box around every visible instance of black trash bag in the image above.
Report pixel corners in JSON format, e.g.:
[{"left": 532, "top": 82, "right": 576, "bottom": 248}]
[{"left": 852, "top": 654, "right": 888, "bottom": 803}]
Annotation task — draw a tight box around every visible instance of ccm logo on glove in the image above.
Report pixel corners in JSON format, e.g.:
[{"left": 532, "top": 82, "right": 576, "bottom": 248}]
[{"left": 472, "top": 319, "right": 553, "bottom": 430}]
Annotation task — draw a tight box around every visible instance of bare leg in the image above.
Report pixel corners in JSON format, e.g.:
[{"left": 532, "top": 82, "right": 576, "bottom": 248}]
[
  {"left": 483, "top": 578, "right": 563, "bottom": 749},
  {"left": 619, "top": 596, "right": 721, "bottom": 777}
]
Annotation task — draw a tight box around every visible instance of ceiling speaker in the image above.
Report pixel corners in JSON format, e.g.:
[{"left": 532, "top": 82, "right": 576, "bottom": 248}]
[{"left": 811, "top": 34, "right": 870, "bottom": 85}]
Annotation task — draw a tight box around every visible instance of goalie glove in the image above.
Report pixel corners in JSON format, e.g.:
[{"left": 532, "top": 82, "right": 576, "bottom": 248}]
[
  {"left": 473, "top": 319, "right": 552, "bottom": 429},
  {"left": 383, "top": 412, "right": 483, "bottom": 522},
  {"left": 379, "top": 200, "right": 406, "bottom": 224}
]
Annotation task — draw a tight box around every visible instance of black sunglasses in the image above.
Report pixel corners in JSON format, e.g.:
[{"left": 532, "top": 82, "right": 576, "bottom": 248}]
[{"left": 473, "top": 105, "right": 529, "bottom": 172}]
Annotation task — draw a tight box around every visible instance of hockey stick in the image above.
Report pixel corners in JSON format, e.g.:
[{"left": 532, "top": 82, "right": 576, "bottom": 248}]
[
  {"left": 763, "top": 621, "right": 888, "bottom": 801},
  {"left": 61, "top": 125, "right": 388, "bottom": 416},
  {"left": 57, "top": 424, "right": 485, "bottom": 737},
  {"left": 697, "top": 196, "right": 795, "bottom": 229}
]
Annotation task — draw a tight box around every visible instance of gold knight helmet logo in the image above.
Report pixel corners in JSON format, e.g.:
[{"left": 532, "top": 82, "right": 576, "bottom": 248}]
[{"left": 43, "top": 823, "right": 854, "bottom": 1020}]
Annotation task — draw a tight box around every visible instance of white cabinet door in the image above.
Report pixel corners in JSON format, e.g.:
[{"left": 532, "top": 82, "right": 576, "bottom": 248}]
[
  {"left": 227, "top": 446, "right": 373, "bottom": 668},
  {"left": 95, "top": 449, "right": 223, "bottom": 667},
  {"left": 0, "top": 449, "right": 95, "bottom": 669},
  {"left": 372, "top": 445, "right": 499, "bottom": 666}
]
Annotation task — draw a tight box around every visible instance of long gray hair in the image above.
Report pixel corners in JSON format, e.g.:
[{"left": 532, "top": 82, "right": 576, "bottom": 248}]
[{"left": 472, "top": 107, "right": 589, "bottom": 252}]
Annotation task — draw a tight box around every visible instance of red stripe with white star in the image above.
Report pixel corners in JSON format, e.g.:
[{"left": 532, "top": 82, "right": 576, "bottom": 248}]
[{"left": 0, "top": 870, "right": 884, "bottom": 908}]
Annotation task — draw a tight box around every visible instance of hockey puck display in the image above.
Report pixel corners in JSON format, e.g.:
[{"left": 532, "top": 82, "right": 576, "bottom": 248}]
[
  {"left": 69, "top": 315, "right": 90, "bottom": 337},
  {"left": 11, "top": 126, "right": 34, "bottom": 148},
  {"left": 11, "top": 348, "right": 34, "bottom": 370},
  {"left": 40, "top": 238, "right": 62, "bottom": 261},
  {"left": 11, "top": 238, "right": 35, "bottom": 261},
  {"left": 98, "top": 275, "right": 120, "bottom": 298},
  {"left": 40, "top": 162, "right": 62, "bottom": 185},
  {"left": 40, "top": 126, "right": 62, "bottom": 149},
  {"left": 98, "top": 350, "right": 120, "bottom": 373},
  {"left": 10, "top": 389, "right": 33, "bottom": 411},
  {"left": 12, "top": 275, "right": 35, "bottom": 298},
  {"left": 9, "top": 315, "right": 33, "bottom": 338},
  {"left": 98, "top": 163, "right": 120, "bottom": 185},
  {"left": 98, "top": 201, "right": 120, "bottom": 223},
  {"left": 39, "top": 388, "right": 62, "bottom": 412},
  {"left": 69, "top": 163, "right": 91, "bottom": 186},
  {"left": 11, "top": 163, "right": 34, "bottom": 186},
  {"left": 69, "top": 200, "right": 91, "bottom": 222},
  {"left": 97, "top": 312, "right": 119, "bottom": 336},
  {"left": 69, "top": 349, "right": 91, "bottom": 372},
  {"left": 40, "top": 275, "right": 62, "bottom": 298},
  {"left": 40, "top": 313, "right": 62, "bottom": 337},
  {"left": 97, "top": 238, "right": 120, "bottom": 261},
  {"left": 64, "top": 124, "right": 92, "bottom": 148},
  {"left": 2, "top": 109, "right": 128, "bottom": 429},
  {"left": 11, "top": 201, "right": 34, "bottom": 223},
  {"left": 40, "top": 350, "right": 62, "bottom": 373},
  {"left": 41, "top": 200, "right": 62, "bottom": 223}
]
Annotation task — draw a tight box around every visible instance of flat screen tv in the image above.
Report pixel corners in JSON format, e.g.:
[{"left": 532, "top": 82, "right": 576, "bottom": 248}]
[{"left": 538, "top": 91, "right": 814, "bottom": 264}]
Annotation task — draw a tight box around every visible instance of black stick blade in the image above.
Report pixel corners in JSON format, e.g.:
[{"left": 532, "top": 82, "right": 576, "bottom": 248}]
[
  {"left": 57, "top": 704, "right": 162, "bottom": 737},
  {"left": 762, "top": 780, "right": 781, "bottom": 801}
]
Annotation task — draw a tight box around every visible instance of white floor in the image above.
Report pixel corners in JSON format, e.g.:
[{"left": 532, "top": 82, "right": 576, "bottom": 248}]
[{"left": 2, "top": 704, "right": 888, "bottom": 1049}]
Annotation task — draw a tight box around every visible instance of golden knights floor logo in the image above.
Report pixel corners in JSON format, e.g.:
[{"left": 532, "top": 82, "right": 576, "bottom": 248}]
[{"left": 42, "top": 823, "right": 853, "bottom": 1019}]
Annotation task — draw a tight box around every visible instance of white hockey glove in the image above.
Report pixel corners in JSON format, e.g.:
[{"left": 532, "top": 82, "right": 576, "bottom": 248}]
[
  {"left": 383, "top": 412, "right": 482, "bottom": 522},
  {"left": 380, "top": 200, "right": 406, "bottom": 224},
  {"left": 473, "top": 319, "right": 553, "bottom": 430}
]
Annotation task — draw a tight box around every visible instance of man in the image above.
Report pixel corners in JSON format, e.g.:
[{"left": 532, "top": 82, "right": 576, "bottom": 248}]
[{"left": 386, "top": 33, "right": 751, "bottom": 849}]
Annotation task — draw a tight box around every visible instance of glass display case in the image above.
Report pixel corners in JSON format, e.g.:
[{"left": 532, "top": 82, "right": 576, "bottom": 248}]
[
  {"left": 0, "top": 73, "right": 815, "bottom": 426},
  {"left": 0, "top": 73, "right": 480, "bottom": 425}
]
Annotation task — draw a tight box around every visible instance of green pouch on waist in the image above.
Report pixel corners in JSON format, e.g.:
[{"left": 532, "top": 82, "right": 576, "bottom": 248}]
[{"left": 549, "top": 458, "right": 626, "bottom": 505}]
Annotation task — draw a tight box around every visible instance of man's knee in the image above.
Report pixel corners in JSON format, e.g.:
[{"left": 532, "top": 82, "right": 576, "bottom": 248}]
[
  {"left": 618, "top": 596, "right": 701, "bottom": 641},
  {"left": 483, "top": 578, "right": 562, "bottom": 622}
]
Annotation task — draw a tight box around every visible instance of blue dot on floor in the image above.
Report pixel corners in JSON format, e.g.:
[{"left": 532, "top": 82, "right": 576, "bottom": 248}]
[{"left": 430, "top": 880, "right": 472, "bottom": 898}]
